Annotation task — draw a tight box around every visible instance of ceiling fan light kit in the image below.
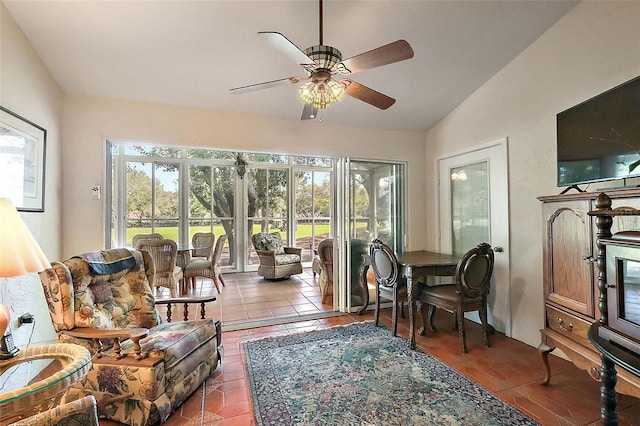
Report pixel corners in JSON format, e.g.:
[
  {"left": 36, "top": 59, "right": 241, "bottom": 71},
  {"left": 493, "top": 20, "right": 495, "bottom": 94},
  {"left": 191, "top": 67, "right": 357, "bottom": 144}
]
[{"left": 230, "top": 0, "right": 414, "bottom": 120}]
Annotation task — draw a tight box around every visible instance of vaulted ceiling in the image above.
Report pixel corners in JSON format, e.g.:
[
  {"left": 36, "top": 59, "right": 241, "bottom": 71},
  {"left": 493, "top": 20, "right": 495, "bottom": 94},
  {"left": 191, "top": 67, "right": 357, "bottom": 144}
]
[{"left": 3, "top": 0, "right": 578, "bottom": 132}]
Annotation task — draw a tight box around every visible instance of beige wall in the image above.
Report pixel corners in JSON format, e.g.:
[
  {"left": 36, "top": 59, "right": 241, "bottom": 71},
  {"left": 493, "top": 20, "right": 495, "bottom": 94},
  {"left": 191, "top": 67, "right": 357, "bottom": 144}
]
[
  {"left": 0, "top": 3, "right": 63, "bottom": 344},
  {"left": 61, "top": 90, "right": 426, "bottom": 257},
  {"left": 424, "top": 1, "right": 640, "bottom": 347}
]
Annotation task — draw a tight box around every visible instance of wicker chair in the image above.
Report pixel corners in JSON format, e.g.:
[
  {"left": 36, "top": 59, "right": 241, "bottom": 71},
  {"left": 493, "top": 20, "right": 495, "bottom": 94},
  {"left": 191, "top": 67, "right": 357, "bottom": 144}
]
[
  {"left": 191, "top": 232, "right": 215, "bottom": 260},
  {"left": 184, "top": 234, "right": 227, "bottom": 292},
  {"left": 251, "top": 232, "right": 302, "bottom": 279},
  {"left": 136, "top": 238, "right": 183, "bottom": 293},
  {"left": 316, "top": 238, "right": 333, "bottom": 304}
]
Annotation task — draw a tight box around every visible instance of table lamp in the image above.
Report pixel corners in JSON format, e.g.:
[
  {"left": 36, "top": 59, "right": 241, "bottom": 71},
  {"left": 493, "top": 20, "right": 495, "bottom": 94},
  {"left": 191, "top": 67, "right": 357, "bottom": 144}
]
[{"left": 0, "top": 197, "right": 51, "bottom": 359}]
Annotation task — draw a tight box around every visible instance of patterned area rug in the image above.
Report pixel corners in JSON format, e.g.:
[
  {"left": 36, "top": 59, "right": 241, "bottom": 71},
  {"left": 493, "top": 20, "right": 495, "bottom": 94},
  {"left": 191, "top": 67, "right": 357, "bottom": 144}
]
[{"left": 243, "top": 322, "right": 538, "bottom": 426}]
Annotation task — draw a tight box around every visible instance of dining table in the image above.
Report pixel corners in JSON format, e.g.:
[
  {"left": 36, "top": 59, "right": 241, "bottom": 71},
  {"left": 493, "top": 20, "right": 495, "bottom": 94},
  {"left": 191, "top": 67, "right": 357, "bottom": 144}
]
[{"left": 396, "top": 250, "right": 460, "bottom": 349}]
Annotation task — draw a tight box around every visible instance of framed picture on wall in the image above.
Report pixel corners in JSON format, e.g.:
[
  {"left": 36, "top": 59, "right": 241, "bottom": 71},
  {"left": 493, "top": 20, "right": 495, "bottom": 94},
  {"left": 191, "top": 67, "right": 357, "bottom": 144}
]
[{"left": 0, "top": 106, "right": 47, "bottom": 212}]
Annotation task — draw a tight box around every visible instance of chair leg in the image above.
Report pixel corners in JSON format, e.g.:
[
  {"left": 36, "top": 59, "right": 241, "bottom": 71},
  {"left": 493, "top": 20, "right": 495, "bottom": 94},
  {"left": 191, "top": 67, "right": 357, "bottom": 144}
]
[
  {"left": 480, "top": 305, "right": 490, "bottom": 348},
  {"left": 218, "top": 272, "right": 226, "bottom": 287},
  {"left": 427, "top": 305, "right": 438, "bottom": 333},
  {"left": 211, "top": 276, "right": 222, "bottom": 293},
  {"left": 416, "top": 300, "right": 428, "bottom": 336},
  {"left": 374, "top": 288, "right": 381, "bottom": 328},
  {"left": 457, "top": 306, "right": 467, "bottom": 353},
  {"left": 391, "top": 295, "right": 398, "bottom": 337}
]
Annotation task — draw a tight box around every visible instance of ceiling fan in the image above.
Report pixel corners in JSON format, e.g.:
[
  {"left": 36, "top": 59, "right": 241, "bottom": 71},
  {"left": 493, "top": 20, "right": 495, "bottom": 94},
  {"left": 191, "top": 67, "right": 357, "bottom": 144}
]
[{"left": 229, "top": 0, "right": 414, "bottom": 120}]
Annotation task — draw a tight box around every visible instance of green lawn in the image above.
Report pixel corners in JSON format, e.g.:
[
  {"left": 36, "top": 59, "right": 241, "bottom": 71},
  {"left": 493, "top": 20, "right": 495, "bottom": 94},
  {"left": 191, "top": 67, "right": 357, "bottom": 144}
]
[{"left": 124, "top": 223, "right": 333, "bottom": 244}]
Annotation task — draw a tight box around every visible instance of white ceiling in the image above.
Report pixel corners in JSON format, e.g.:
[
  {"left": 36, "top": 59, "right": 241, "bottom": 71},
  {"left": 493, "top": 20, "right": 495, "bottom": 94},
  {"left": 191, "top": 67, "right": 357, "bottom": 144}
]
[{"left": 3, "top": 0, "right": 578, "bottom": 133}]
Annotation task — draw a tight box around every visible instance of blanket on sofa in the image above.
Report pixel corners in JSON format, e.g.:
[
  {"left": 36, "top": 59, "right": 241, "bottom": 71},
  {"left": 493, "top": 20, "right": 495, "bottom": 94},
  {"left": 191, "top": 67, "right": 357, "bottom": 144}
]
[{"left": 79, "top": 248, "right": 138, "bottom": 275}]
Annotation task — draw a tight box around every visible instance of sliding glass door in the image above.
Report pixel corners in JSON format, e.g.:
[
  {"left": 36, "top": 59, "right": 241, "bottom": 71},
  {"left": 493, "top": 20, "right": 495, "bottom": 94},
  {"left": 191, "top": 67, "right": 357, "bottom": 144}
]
[
  {"left": 110, "top": 144, "right": 334, "bottom": 274},
  {"left": 335, "top": 159, "right": 406, "bottom": 313}
]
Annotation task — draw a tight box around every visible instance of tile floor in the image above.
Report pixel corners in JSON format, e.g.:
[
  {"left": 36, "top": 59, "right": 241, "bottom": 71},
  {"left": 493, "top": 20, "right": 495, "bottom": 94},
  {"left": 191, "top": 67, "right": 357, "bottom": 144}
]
[
  {"left": 155, "top": 269, "right": 338, "bottom": 331},
  {"left": 109, "top": 271, "right": 640, "bottom": 425}
]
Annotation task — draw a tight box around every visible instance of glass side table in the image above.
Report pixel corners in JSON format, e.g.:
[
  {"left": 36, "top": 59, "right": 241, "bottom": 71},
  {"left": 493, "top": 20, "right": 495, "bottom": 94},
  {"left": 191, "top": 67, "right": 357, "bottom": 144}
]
[{"left": 0, "top": 343, "right": 92, "bottom": 423}]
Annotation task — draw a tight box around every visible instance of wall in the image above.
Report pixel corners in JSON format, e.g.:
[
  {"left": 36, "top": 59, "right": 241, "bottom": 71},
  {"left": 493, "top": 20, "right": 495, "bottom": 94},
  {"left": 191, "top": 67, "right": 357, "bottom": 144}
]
[
  {"left": 424, "top": 1, "right": 640, "bottom": 348},
  {"left": 61, "top": 95, "right": 426, "bottom": 258},
  {"left": 0, "top": 3, "right": 63, "bottom": 345}
]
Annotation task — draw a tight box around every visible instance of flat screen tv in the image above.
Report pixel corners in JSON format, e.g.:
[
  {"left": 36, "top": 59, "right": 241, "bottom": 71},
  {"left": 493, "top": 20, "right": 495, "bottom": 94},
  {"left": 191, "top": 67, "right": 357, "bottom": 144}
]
[{"left": 557, "top": 75, "right": 640, "bottom": 189}]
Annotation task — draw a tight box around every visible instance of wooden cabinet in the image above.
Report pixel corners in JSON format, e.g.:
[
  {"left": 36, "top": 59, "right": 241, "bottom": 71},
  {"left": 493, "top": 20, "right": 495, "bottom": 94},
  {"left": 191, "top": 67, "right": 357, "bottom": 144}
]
[{"left": 539, "top": 188, "right": 640, "bottom": 398}]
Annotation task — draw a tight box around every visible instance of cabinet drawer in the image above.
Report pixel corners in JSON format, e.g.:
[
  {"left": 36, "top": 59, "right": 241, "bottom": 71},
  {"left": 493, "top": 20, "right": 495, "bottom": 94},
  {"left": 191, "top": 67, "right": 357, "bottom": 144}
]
[{"left": 546, "top": 305, "right": 592, "bottom": 347}]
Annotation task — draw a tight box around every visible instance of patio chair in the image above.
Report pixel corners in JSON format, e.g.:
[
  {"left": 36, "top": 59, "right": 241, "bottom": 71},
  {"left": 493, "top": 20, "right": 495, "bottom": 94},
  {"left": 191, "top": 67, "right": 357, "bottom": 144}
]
[{"left": 251, "top": 232, "right": 302, "bottom": 279}]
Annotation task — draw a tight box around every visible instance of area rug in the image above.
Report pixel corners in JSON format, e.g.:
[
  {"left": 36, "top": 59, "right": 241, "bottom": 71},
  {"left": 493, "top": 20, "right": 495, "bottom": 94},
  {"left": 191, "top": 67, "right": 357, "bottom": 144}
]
[{"left": 243, "top": 321, "right": 538, "bottom": 426}]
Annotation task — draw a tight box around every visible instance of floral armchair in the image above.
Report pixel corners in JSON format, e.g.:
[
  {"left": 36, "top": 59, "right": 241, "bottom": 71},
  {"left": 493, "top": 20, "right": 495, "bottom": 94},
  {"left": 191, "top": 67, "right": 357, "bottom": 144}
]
[
  {"left": 251, "top": 232, "right": 303, "bottom": 279},
  {"left": 38, "top": 248, "right": 222, "bottom": 426}
]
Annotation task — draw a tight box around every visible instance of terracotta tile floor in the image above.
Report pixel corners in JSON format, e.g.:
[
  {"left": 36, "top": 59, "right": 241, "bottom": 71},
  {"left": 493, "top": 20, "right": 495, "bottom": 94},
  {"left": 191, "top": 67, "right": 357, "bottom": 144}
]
[
  {"left": 154, "top": 269, "right": 338, "bottom": 330},
  {"left": 105, "top": 271, "right": 640, "bottom": 425}
]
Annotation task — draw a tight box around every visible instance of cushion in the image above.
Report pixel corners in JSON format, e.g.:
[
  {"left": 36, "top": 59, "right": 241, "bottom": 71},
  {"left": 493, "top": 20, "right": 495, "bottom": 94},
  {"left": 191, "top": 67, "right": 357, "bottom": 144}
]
[
  {"left": 141, "top": 319, "right": 218, "bottom": 371},
  {"left": 275, "top": 254, "right": 301, "bottom": 265},
  {"left": 253, "top": 232, "right": 285, "bottom": 255},
  {"left": 89, "top": 281, "right": 113, "bottom": 304},
  {"left": 63, "top": 250, "right": 161, "bottom": 330}
]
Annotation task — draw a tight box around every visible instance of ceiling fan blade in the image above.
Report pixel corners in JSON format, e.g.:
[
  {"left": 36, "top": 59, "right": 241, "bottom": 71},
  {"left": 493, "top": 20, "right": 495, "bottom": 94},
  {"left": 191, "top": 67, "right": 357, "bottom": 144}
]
[
  {"left": 336, "top": 40, "right": 414, "bottom": 75},
  {"left": 341, "top": 80, "right": 396, "bottom": 110},
  {"left": 258, "top": 32, "right": 316, "bottom": 68},
  {"left": 301, "top": 103, "right": 318, "bottom": 120},
  {"left": 230, "top": 77, "right": 299, "bottom": 94}
]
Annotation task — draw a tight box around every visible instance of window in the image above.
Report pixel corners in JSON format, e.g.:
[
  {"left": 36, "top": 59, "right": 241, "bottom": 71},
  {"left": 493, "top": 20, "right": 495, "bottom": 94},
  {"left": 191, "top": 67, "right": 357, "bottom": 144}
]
[{"left": 109, "top": 142, "right": 333, "bottom": 272}]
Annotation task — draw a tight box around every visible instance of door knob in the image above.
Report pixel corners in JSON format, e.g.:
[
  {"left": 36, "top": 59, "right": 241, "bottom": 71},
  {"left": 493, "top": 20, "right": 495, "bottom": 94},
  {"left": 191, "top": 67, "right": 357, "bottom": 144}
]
[{"left": 493, "top": 246, "right": 504, "bottom": 253}]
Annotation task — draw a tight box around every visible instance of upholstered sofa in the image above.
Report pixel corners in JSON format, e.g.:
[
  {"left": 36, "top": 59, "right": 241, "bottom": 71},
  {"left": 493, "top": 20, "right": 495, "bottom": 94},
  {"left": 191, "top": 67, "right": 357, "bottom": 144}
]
[
  {"left": 38, "top": 248, "right": 222, "bottom": 426},
  {"left": 251, "top": 232, "right": 302, "bottom": 279}
]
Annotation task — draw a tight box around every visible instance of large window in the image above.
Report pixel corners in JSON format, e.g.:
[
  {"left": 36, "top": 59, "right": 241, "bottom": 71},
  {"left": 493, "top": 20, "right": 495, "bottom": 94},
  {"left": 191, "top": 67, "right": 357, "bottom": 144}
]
[
  {"left": 294, "top": 169, "right": 331, "bottom": 262},
  {"left": 109, "top": 143, "right": 333, "bottom": 272}
]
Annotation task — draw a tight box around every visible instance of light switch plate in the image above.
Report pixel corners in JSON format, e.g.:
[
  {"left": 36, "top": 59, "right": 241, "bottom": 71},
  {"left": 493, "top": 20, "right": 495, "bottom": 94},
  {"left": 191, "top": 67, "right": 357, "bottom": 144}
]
[{"left": 91, "top": 185, "right": 101, "bottom": 199}]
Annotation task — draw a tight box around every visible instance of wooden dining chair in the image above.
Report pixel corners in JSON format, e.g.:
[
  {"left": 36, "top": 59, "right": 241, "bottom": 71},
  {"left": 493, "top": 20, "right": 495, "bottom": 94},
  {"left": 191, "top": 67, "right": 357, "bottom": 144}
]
[
  {"left": 370, "top": 239, "right": 407, "bottom": 337},
  {"left": 416, "top": 242, "right": 494, "bottom": 353}
]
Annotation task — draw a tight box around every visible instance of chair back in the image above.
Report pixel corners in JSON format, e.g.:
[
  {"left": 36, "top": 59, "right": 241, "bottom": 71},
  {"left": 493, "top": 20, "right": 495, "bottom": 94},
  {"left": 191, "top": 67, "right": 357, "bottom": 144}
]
[
  {"left": 369, "top": 239, "right": 399, "bottom": 288},
  {"left": 251, "top": 232, "right": 285, "bottom": 254},
  {"left": 317, "top": 238, "right": 333, "bottom": 280},
  {"left": 132, "top": 233, "right": 163, "bottom": 248},
  {"left": 192, "top": 232, "right": 215, "bottom": 259},
  {"left": 455, "top": 242, "right": 494, "bottom": 298},
  {"left": 212, "top": 234, "right": 228, "bottom": 265},
  {"left": 137, "top": 238, "right": 179, "bottom": 275},
  {"left": 38, "top": 248, "right": 160, "bottom": 334}
]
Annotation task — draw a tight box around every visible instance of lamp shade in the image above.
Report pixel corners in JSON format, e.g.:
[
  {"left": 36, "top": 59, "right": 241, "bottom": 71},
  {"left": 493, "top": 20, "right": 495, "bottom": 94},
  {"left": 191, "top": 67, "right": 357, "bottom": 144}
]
[{"left": 0, "top": 198, "right": 51, "bottom": 277}]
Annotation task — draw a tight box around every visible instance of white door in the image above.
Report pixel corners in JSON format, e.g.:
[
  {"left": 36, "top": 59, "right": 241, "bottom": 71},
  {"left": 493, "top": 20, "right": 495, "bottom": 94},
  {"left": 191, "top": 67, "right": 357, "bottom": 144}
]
[{"left": 437, "top": 138, "right": 510, "bottom": 336}]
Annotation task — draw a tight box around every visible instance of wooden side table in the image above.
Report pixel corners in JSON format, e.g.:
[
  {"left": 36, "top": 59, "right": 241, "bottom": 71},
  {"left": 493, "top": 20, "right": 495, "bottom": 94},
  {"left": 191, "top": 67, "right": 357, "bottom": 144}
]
[
  {"left": 589, "top": 323, "right": 640, "bottom": 425},
  {"left": 0, "top": 343, "right": 92, "bottom": 423}
]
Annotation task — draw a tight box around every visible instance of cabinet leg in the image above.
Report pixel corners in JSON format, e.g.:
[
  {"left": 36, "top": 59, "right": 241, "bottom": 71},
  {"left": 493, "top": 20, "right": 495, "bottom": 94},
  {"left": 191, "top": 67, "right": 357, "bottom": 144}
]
[{"left": 538, "top": 342, "right": 555, "bottom": 385}]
